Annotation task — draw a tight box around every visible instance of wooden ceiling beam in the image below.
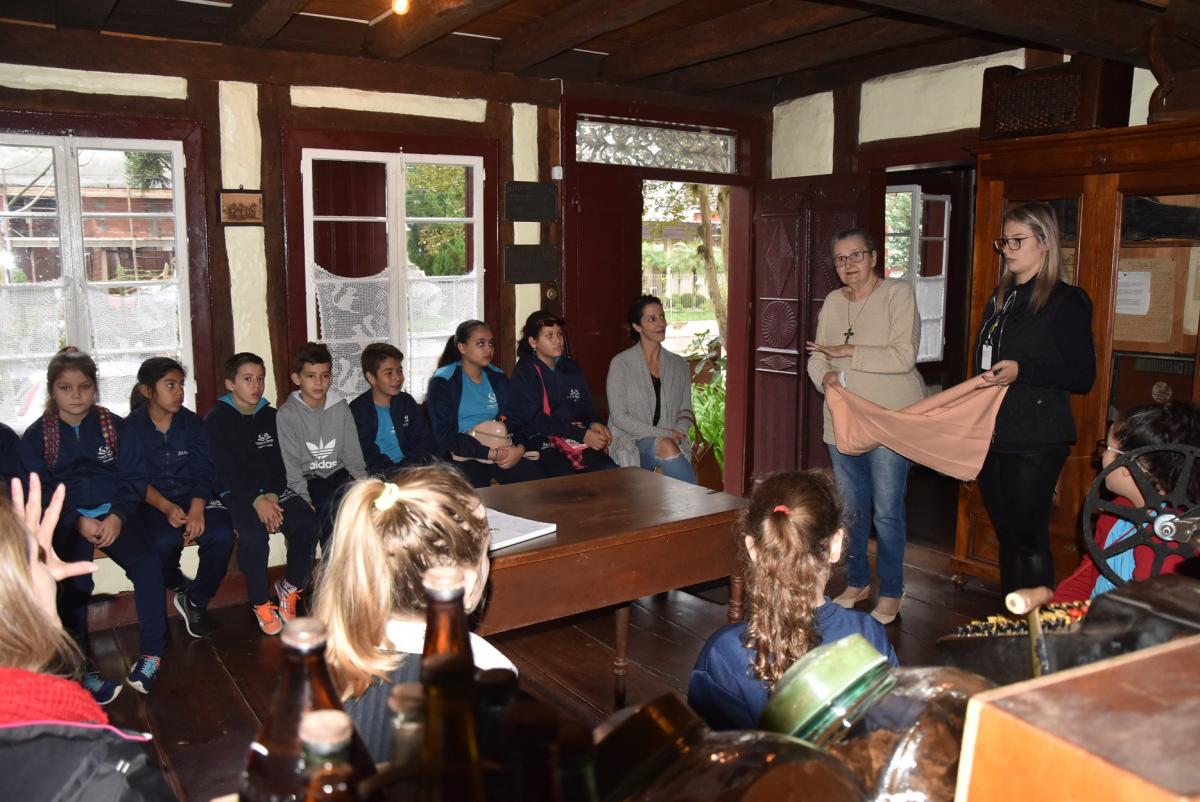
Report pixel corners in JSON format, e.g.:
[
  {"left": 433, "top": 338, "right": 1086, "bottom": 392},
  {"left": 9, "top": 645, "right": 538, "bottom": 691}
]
[
  {"left": 774, "top": 34, "right": 1019, "bottom": 101},
  {"left": 224, "top": 0, "right": 307, "bottom": 47},
  {"left": 859, "top": 0, "right": 1158, "bottom": 65},
  {"left": 365, "top": 0, "right": 512, "bottom": 61},
  {"left": 670, "top": 16, "right": 954, "bottom": 94},
  {"left": 493, "top": 0, "right": 686, "bottom": 74},
  {"left": 54, "top": 0, "right": 119, "bottom": 30},
  {"left": 600, "top": 0, "right": 871, "bottom": 84}
]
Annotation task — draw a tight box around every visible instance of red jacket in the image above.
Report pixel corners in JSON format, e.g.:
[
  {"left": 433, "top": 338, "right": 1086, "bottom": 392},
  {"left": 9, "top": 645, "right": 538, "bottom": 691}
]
[{"left": 1052, "top": 497, "right": 1185, "bottom": 603}]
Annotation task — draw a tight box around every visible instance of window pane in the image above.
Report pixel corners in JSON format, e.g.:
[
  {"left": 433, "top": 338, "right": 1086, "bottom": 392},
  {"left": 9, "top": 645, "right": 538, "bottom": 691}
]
[
  {"left": 87, "top": 283, "right": 180, "bottom": 354},
  {"left": 406, "top": 164, "right": 469, "bottom": 218},
  {"left": 921, "top": 199, "right": 947, "bottom": 237},
  {"left": 920, "top": 238, "right": 945, "bottom": 277},
  {"left": 312, "top": 160, "right": 386, "bottom": 218},
  {"left": 2, "top": 218, "right": 62, "bottom": 282},
  {"left": 0, "top": 355, "right": 54, "bottom": 429},
  {"left": 407, "top": 223, "right": 471, "bottom": 276},
  {"left": 78, "top": 149, "right": 174, "bottom": 213},
  {"left": 0, "top": 283, "right": 65, "bottom": 428},
  {"left": 0, "top": 145, "right": 56, "bottom": 214},
  {"left": 885, "top": 192, "right": 913, "bottom": 235},
  {"left": 576, "top": 119, "right": 735, "bottom": 174},
  {"left": 885, "top": 234, "right": 910, "bottom": 279},
  {"left": 314, "top": 220, "right": 388, "bottom": 277}
]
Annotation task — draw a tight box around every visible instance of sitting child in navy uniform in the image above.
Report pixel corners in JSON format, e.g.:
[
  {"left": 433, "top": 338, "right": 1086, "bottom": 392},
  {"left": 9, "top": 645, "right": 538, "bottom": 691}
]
[
  {"left": 348, "top": 342, "right": 435, "bottom": 476},
  {"left": 0, "top": 422, "right": 19, "bottom": 488},
  {"left": 688, "top": 469, "right": 897, "bottom": 730}
]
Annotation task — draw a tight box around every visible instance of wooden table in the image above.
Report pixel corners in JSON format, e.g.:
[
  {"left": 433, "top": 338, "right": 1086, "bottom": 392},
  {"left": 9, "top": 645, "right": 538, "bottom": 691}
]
[{"left": 475, "top": 467, "right": 746, "bottom": 707}]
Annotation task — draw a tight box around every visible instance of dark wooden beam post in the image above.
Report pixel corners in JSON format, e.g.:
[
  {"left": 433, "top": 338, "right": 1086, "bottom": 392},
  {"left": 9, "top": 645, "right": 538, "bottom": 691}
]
[
  {"left": 365, "top": 0, "right": 511, "bottom": 60},
  {"left": 833, "top": 84, "right": 861, "bottom": 174},
  {"left": 859, "top": 0, "right": 1159, "bottom": 65},
  {"left": 671, "top": 17, "right": 953, "bottom": 94},
  {"left": 224, "top": 0, "right": 307, "bottom": 47},
  {"left": 1024, "top": 47, "right": 1066, "bottom": 69},
  {"left": 493, "top": 0, "right": 686, "bottom": 74},
  {"left": 54, "top": 0, "right": 119, "bottom": 30},
  {"left": 600, "top": 0, "right": 869, "bottom": 83}
]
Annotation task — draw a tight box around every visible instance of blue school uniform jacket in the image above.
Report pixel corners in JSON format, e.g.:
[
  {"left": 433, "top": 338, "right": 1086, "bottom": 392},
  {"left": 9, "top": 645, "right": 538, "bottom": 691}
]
[
  {"left": 0, "top": 421, "right": 20, "bottom": 484},
  {"left": 508, "top": 355, "right": 600, "bottom": 442},
  {"left": 19, "top": 408, "right": 147, "bottom": 530},
  {"left": 348, "top": 390, "right": 435, "bottom": 474},
  {"left": 426, "top": 362, "right": 532, "bottom": 460},
  {"left": 687, "top": 602, "right": 899, "bottom": 731},
  {"left": 124, "top": 405, "right": 216, "bottom": 503},
  {"left": 203, "top": 394, "right": 289, "bottom": 507}
]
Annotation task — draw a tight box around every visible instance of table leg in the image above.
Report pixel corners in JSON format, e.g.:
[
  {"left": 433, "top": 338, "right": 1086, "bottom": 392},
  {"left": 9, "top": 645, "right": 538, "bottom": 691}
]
[
  {"left": 613, "top": 603, "right": 630, "bottom": 709},
  {"left": 728, "top": 571, "right": 745, "bottom": 623}
]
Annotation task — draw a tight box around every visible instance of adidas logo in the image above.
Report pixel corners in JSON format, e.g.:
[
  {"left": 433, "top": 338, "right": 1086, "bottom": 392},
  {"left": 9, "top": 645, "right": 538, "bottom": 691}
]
[
  {"left": 306, "top": 438, "right": 336, "bottom": 459},
  {"left": 255, "top": 432, "right": 274, "bottom": 449},
  {"left": 309, "top": 459, "right": 341, "bottom": 470}
]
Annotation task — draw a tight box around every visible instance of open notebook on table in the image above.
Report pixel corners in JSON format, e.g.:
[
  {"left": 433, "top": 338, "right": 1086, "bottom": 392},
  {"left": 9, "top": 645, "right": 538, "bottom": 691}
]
[{"left": 487, "top": 508, "right": 556, "bottom": 551}]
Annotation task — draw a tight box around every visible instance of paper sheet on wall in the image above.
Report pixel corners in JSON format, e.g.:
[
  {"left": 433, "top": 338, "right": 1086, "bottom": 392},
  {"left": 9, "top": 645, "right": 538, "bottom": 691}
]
[
  {"left": 1186, "top": 247, "right": 1200, "bottom": 336},
  {"left": 1115, "top": 271, "right": 1151, "bottom": 315},
  {"left": 1114, "top": 257, "right": 1175, "bottom": 343}
]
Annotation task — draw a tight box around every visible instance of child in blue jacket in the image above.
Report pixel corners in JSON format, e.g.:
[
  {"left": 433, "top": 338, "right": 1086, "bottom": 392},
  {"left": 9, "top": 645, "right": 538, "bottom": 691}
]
[
  {"left": 18, "top": 349, "right": 166, "bottom": 703},
  {"left": 127, "top": 357, "right": 234, "bottom": 639},
  {"left": 349, "top": 342, "right": 435, "bottom": 476},
  {"left": 426, "top": 320, "right": 544, "bottom": 488},
  {"left": 204, "top": 353, "right": 320, "bottom": 636},
  {"left": 509, "top": 310, "right": 616, "bottom": 476},
  {"left": 0, "top": 421, "right": 19, "bottom": 487}
]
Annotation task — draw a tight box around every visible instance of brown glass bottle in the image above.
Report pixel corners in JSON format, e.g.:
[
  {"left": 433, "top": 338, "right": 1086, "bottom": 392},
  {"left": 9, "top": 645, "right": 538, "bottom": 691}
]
[
  {"left": 420, "top": 566, "right": 473, "bottom": 663},
  {"left": 500, "top": 700, "right": 561, "bottom": 802},
  {"left": 240, "top": 617, "right": 377, "bottom": 802},
  {"left": 419, "top": 653, "right": 484, "bottom": 802},
  {"left": 301, "top": 710, "right": 360, "bottom": 802}
]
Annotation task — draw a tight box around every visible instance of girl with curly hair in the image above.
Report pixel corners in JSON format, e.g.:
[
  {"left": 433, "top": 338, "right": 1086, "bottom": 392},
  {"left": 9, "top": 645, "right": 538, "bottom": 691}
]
[{"left": 687, "top": 469, "right": 897, "bottom": 730}]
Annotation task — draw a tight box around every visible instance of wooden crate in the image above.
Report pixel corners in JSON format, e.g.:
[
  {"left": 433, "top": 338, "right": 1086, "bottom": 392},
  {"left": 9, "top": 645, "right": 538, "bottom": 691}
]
[{"left": 957, "top": 634, "right": 1200, "bottom": 801}]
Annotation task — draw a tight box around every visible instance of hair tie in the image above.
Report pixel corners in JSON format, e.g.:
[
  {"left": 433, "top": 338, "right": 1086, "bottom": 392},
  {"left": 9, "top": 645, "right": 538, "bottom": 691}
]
[
  {"left": 773, "top": 505, "right": 789, "bottom": 514},
  {"left": 374, "top": 482, "right": 404, "bottom": 512}
]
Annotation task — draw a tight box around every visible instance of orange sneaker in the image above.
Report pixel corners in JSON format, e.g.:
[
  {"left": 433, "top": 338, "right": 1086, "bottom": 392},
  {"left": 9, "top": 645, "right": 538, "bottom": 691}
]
[
  {"left": 253, "top": 602, "right": 283, "bottom": 636},
  {"left": 274, "top": 578, "right": 303, "bottom": 622}
]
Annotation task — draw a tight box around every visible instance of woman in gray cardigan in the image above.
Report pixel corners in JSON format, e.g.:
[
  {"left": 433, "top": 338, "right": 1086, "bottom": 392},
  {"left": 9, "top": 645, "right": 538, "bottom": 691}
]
[{"left": 606, "top": 295, "right": 697, "bottom": 484}]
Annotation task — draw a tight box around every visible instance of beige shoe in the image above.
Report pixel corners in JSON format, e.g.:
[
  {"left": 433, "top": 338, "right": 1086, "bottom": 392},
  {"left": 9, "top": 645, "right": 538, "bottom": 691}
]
[
  {"left": 871, "top": 596, "right": 902, "bottom": 625},
  {"left": 832, "top": 585, "right": 870, "bottom": 609}
]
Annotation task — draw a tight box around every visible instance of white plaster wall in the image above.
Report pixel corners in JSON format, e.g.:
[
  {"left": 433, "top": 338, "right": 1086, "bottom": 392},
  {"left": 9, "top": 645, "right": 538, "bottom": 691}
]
[
  {"left": 511, "top": 103, "right": 543, "bottom": 340},
  {"left": 772, "top": 92, "right": 833, "bottom": 178},
  {"left": 0, "top": 63, "right": 186, "bottom": 98},
  {"left": 859, "top": 50, "right": 1025, "bottom": 143},
  {"left": 1129, "top": 67, "right": 1156, "bottom": 126},
  {"left": 291, "top": 85, "right": 487, "bottom": 123}
]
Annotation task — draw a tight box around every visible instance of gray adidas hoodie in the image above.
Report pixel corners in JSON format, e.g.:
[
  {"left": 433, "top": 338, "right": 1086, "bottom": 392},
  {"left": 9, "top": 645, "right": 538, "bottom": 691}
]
[{"left": 277, "top": 391, "right": 368, "bottom": 503}]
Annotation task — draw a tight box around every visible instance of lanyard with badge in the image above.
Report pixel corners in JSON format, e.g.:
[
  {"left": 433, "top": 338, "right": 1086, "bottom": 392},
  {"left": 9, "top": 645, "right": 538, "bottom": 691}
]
[{"left": 979, "top": 291, "right": 1016, "bottom": 372}]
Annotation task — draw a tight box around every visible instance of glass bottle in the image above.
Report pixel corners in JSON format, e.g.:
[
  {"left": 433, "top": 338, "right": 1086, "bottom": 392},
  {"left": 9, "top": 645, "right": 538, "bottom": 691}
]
[
  {"left": 555, "top": 722, "right": 599, "bottom": 802},
  {"left": 301, "top": 710, "right": 360, "bottom": 802},
  {"left": 474, "top": 667, "right": 519, "bottom": 769},
  {"left": 240, "top": 617, "right": 377, "bottom": 802},
  {"left": 420, "top": 566, "right": 473, "bottom": 663},
  {"left": 419, "top": 653, "right": 484, "bottom": 802},
  {"left": 501, "top": 700, "right": 561, "bottom": 802}
]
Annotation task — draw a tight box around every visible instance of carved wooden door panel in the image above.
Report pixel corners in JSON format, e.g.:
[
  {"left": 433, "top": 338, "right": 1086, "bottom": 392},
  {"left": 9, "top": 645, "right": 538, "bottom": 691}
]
[{"left": 751, "top": 174, "right": 879, "bottom": 478}]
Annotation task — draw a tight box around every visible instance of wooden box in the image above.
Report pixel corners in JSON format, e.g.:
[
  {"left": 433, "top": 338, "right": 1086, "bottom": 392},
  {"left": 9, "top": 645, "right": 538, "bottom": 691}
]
[
  {"left": 980, "top": 57, "right": 1133, "bottom": 140},
  {"left": 957, "top": 635, "right": 1200, "bottom": 801}
]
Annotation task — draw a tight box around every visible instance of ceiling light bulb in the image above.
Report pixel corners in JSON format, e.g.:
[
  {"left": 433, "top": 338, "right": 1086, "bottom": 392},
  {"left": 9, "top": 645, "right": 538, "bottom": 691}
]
[{"left": 392, "top": 0, "right": 410, "bottom": 13}]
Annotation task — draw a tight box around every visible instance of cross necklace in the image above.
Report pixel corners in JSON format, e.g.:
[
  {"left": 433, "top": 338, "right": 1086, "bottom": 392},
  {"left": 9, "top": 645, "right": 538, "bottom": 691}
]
[{"left": 843, "top": 276, "right": 880, "bottom": 344}]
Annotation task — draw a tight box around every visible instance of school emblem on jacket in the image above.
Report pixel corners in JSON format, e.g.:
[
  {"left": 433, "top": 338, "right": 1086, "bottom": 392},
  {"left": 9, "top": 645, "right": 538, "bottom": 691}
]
[
  {"left": 306, "top": 438, "right": 340, "bottom": 470},
  {"left": 255, "top": 432, "right": 274, "bottom": 449},
  {"left": 403, "top": 415, "right": 410, "bottom": 427},
  {"left": 96, "top": 445, "right": 115, "bottom": 464},
  {"left": 568, "top": 388, "right": 581, "bottom": 402}
]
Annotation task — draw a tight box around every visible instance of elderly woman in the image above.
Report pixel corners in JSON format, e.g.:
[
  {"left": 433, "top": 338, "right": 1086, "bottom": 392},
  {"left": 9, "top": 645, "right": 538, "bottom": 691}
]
[
  {"left": 806, "top": 227, "right": 925, "bottom": 624},
  {"left": 606, "top": 295, "right": 697, "bottom": 484}
]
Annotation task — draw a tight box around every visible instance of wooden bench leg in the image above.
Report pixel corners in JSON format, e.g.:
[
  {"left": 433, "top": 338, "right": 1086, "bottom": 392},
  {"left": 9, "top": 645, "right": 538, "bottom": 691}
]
[{"left": 613, "top": 604, "right": 630, "bottom": 709}]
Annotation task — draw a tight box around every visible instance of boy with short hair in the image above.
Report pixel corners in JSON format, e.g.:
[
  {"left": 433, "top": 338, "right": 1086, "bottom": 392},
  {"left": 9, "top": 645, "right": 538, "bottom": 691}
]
[
  {"left": 277, "top": 342, "right": 367, "bottom": 545},
  {"left": 204, "top": 352, "right": 320, "bottom": 635},
  {"left": 349, "top": 342, "right": 435, "bottom": 476}
]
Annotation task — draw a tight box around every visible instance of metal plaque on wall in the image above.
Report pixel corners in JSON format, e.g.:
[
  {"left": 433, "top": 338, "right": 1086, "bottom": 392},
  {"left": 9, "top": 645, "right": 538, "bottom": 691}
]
[
  {"left": 504, "top": 244, "right": 560, "bottom": 284},
  {"left": 505, "top": 181, "right": 558, "bottom": 222}
]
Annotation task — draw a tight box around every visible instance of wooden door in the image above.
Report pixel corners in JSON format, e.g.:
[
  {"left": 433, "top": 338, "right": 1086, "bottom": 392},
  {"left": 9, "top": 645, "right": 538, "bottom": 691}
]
[{"left": 750, "top": 173, "right": 880, "bottom": 479}]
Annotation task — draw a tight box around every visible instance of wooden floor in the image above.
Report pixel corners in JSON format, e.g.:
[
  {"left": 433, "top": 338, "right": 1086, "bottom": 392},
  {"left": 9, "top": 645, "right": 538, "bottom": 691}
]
[{"left": 94, "top": 525, "right": 1002, "bottom": 801}]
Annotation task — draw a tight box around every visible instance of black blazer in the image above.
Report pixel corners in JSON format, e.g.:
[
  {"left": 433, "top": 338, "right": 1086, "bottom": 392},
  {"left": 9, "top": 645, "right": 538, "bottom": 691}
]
[{"left": 974, "top": 279, "right": 1095, "bottom": 450}]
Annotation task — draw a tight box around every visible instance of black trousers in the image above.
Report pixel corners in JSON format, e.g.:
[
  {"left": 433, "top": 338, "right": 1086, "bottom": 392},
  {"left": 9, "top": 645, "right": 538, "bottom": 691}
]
[{"left": 978, "top": 444, "right": 1070, "bottom": 594}]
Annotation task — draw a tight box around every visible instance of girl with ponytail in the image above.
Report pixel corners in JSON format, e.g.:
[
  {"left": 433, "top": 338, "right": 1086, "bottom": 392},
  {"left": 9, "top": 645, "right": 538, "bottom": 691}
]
[{"left": 688, "top": 469, "right": 897, "bottom": 730}]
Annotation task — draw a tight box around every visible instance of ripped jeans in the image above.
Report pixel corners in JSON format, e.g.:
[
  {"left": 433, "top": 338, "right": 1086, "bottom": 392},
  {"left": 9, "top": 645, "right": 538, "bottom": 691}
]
[{"left": 636, "top": 436, "right": 698, "bottom": 485}]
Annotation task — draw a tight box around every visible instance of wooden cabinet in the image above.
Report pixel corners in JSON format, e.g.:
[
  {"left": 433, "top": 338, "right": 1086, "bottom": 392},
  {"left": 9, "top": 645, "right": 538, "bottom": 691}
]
[{"left": 954, "top": 119, "right": 1200, "bottom": 583}]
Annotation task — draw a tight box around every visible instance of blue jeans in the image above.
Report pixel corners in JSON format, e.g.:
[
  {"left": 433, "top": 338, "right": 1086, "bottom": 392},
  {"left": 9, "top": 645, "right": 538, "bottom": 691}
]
[
  {"left": 827, "top": 444, "right": 911, "bottom": 598},
  {"left": 637, "top": 436, "right": 697, "bottom": 484}
]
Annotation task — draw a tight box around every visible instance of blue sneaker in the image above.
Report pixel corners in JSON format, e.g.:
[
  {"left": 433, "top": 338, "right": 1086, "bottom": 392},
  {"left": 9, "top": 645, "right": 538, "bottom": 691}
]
[
  {"left": 82, "top": 671, "right": 122, "bottom": 705},
  {"left": 126, "top": 655, "right": 161, "bottom": 695}
]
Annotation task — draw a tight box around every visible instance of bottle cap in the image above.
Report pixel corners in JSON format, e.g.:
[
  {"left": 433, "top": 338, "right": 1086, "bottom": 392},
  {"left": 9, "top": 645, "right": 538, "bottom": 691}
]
[
  {"left": 281, "top": 616, "right": 328, "bottom": 651},
  {"left": 422, "top": 565, "right": 466, "bottom": 601},
  {"left": 299, "top": 709, "right": 353, "bottom": 751}
]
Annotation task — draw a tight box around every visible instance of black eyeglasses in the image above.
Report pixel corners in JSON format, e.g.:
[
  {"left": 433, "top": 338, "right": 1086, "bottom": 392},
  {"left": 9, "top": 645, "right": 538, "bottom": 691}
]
[
  {"left": 993, "top": 235, "right": 1037, "bottom": 252},
  {"left": 833, "top": 250, "right": 870, "bottom": 267}
]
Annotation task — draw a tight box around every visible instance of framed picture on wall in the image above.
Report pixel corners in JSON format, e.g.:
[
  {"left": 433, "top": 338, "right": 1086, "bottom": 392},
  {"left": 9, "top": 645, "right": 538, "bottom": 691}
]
[{"left": 218, "top": 189, "right": 264, "bottom": 225}]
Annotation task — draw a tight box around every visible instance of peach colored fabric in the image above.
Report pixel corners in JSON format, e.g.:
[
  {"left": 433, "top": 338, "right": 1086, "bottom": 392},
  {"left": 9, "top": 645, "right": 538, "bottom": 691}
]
[{"left": 826, "top": 377, "right": 1008, "bottom": 481}]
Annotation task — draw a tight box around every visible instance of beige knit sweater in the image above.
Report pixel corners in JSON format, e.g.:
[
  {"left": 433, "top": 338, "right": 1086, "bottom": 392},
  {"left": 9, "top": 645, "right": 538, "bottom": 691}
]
[{"left": 806, "top": 278, "right": 926, "bottom": 445}]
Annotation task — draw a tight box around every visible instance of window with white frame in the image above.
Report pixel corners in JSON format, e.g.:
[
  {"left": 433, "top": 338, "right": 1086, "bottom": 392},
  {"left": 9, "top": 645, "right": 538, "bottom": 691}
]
[
  {"left": 885, "top": 185, "right": 950, "bottom": 363},
  {"left": 0, "top": 134, "right": 193, "bottom": 429},
  {"left": 301, "top": 149, "right": 484, "bottom": 402}
]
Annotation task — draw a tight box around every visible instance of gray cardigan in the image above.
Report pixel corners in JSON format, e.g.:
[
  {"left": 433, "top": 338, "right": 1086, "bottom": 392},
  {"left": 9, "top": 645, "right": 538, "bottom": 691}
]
[{"left": 605, "top": 342, "right": 694, "bottom": 468}]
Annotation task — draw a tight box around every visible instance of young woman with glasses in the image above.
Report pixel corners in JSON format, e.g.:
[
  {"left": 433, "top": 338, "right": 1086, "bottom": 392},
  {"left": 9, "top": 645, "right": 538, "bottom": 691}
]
[
  {"left": 974, "top": 202, "right": 1096, "bottom": 594},
  {"left": 805, "top": 227, "right": 925, "bottom": 624}
]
